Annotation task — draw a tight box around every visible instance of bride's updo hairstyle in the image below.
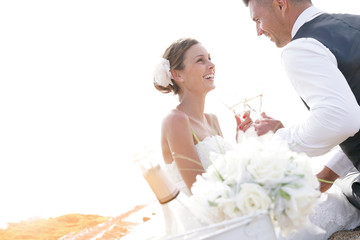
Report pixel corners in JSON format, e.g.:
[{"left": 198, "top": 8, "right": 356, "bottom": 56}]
[{"left": 154, "top": 38, "right": 200, "bottom": 95}]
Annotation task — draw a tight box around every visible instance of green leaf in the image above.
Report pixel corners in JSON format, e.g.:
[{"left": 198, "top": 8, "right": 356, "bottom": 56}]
[
  {"left": 279, "top": 189, "right": 291, "bottom": 200},
  {"left": 284, "top": 183, "right": 302, "bottom": 189},
  {"left": 208, "top": 200, "right": 218, "bottom": 207}
]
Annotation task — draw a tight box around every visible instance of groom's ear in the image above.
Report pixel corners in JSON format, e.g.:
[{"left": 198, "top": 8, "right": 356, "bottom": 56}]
[
  {"left": 170, "top": 70, "right": 184, "bottom": 83},
  {"left": 274, "top": 0, "right": 287, "bottom": 12}
]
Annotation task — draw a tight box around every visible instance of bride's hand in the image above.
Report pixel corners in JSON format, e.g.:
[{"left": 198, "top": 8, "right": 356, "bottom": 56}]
[
  {"left": 253, "top": 112, "right": 284, "bottom": 136},
  {"left": 236, "top": 110, "right": 253, "bottom": 132}
]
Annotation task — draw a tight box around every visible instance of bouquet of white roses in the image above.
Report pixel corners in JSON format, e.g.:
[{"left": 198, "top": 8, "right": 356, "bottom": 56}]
[{"left": 189, "top": 130, "right": 321, "bottom": 236}]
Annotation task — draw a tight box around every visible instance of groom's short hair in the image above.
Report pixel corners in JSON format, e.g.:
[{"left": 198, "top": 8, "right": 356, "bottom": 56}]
[{"left": 242, "top": 0, "right": 312, "bottom": 7}]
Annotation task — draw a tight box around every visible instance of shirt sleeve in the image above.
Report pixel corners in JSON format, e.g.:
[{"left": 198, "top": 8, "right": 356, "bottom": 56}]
[
  {"left": 277, "top": 38, "right": 360, "bottom": 158},
  {"left": 324, "top": 147, "right": 355, "bottom": 178}
]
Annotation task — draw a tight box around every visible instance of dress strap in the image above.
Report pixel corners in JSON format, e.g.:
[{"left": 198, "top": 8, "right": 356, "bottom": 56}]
[
  {"left": 192, "top": 130, "right": 201, "bottom": 144},
  {"left": 192, "top": 130, "right": 211, "bottom": 161}
]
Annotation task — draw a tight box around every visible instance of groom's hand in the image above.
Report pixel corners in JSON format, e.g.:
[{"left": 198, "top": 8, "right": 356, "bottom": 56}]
[
  {"left": 316, "top": 166, "right": 339, "bottom": 192},
  {"left": 253, "top": 112, "right": 284, "bottom": 136}
]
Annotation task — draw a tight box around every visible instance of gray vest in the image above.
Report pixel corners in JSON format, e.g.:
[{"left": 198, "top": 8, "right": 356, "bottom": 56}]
[{"left": 292, "top": 13, "right": 360, "bottom": 169}]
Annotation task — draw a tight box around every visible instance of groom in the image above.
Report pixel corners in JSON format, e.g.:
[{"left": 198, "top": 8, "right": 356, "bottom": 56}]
[{"left": 240, "top": 0, "right": 360, "bottom": 208}]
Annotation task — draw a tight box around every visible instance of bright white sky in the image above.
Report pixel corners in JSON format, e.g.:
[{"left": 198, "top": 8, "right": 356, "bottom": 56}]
[{"left": 0, "top": 0, "right": 359, "bottom": 228}]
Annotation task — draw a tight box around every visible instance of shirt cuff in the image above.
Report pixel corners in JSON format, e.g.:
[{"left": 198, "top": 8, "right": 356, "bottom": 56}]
[
  {"left": 275, "top": 128, "right": 287, "bottom": 141},
  {"left": 325, "top": 148, "right": 355, "bottom": 178}
]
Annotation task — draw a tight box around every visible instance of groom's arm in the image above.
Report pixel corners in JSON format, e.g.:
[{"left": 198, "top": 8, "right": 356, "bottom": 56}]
[
  {"left": 325, "top": 148, "right": 355, "bottom": 179},
  {"left": 317, "top": 148, "right": 354, "bottom": 192},
  {"left": 277, "top": 38, "right": 360, "bottom": 157}
]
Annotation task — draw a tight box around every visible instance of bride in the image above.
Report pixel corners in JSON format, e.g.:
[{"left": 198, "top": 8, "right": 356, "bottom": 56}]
[
  {"left": 154, "top": 38, "right": 235, "bottom": 196},
  {"left": 153, "top": 38, "right": 360, "bottom": 239}
]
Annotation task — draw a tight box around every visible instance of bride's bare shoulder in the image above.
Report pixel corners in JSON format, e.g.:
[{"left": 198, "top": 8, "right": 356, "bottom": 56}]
[{"left": 162, "top": 109, "right": 190, "bottom": 129}]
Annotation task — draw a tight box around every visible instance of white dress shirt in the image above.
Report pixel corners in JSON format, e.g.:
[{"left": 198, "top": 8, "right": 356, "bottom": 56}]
[{"left": 276, "top": 6, "right": 360, "bottom": 177}]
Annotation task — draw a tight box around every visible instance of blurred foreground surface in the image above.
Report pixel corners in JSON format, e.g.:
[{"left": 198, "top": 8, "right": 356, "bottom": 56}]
[
  {"left": 0, "top": 203, "right": 164, "bottom": 240},
  {"left": 2, "top": 200, "right": 360, "bottom": 240}
]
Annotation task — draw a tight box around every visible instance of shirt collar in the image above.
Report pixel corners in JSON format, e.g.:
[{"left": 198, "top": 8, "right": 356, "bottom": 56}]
[{"left": 292, "top": 6, "right": 323, "bottom": 38}]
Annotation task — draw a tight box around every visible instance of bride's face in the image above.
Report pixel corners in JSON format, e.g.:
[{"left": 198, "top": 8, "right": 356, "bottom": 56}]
[{"left": 179, "top": 44, "right": 215, "bottom": 94}]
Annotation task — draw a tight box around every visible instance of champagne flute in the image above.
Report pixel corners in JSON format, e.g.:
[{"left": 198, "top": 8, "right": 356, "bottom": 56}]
[{"left": 223, "top": 93, "right": 263, "bottom": 121}]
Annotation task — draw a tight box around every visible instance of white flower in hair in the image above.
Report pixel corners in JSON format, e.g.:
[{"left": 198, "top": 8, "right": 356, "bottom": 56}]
[{"left": 153, "top": 58, "right": 172, "bottom": 87}]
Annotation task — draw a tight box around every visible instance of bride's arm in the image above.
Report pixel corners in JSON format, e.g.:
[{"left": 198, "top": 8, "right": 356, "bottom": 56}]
[{"left": 163, "top": 111, "right": 204, "bottom": 192}]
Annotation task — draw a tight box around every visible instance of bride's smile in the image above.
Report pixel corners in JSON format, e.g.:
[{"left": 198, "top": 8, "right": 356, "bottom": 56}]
[{"left": 204, "top": 73, "right": 215, "bottom": 81}]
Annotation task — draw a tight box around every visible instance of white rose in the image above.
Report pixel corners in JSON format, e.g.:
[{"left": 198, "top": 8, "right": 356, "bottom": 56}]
[
  {"left": 289, "top": 154, "right": 320, "bottom": 189},
  {"left": 190, "top": 177, "right": 225, "bottom": 224},
  {"left": 284, "top": 184, "right": 319, "bottom": 218},
  {"left": 191, "top": 175, "right": 231, "bottom": 206},
  {"left": 220, "top": 198, "right": 240, "bottom": 219},
  {"left": 236, "top": 183, "right": 271, "bottom": 215},
  {"left": 246, "top": 148, "right": 288, "bottom": 184},
  {"left": 220, "top": 149, "right": 250, "bottom": 185},
  {"left": 275, "top": 184, "right": 320, "bottom": 235},
  {"left": 153, "top": 58, "right": 172, "bottom": 87},
  {"left": 203, "top": 160, "right": 225, "bottom": 182}
]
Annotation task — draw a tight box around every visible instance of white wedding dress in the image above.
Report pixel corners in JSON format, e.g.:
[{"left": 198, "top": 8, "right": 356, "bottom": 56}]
[
  {"left": 164, "top": 135, "right": 233, "bottom": 197},
  {"left": 164, "top": 135, "right": 360, "bottom": 240},
  {"left": 161, "top": 135, "right": 233, "bottom": 236}
]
